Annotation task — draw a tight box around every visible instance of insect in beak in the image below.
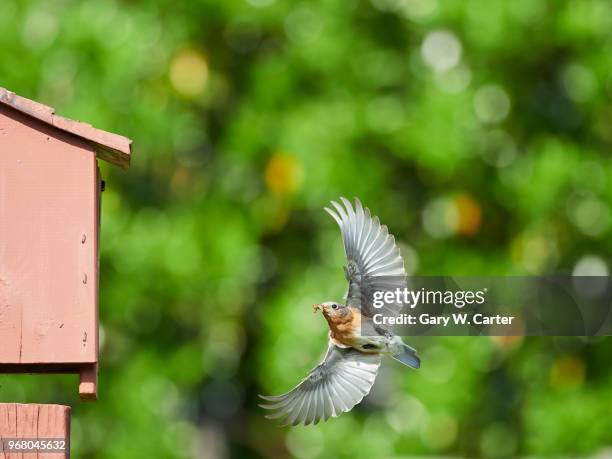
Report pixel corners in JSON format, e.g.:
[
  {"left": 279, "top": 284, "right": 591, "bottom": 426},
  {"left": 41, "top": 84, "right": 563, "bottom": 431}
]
[{"left": 313, "top": 304, "right": 322, "bottom": 313}]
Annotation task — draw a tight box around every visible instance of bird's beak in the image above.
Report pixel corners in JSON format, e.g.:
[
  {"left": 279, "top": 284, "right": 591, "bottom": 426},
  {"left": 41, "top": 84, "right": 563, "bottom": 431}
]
[{"left": 313, "top": 304, "right": 322, "bottom": 313}]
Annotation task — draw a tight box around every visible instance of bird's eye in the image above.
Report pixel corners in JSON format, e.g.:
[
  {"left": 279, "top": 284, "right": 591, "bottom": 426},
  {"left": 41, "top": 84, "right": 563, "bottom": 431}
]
[{"left": 332, "top": 303, "right": 338, "bottom": 309}]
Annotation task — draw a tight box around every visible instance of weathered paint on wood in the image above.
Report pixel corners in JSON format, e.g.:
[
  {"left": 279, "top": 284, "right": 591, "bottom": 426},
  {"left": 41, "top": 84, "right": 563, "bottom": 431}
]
[
  {"left": 0, "top": 105, "right": 99, "bottom": 398},
  {"left": 0, "top": 404, "right": 70, "bottom": 458},
  {"left": 0, "top": 87, "right": 131, "bottom": 168}
]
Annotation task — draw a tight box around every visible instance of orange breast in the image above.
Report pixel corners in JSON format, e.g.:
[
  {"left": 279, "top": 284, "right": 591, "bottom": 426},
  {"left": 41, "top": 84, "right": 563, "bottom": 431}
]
[{"left": 328, "top": 307, "right": 361, "bottom": 347}]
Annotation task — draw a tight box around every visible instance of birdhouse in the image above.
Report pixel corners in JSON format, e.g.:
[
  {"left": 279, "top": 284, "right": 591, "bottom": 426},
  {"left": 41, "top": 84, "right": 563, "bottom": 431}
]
[{"left": 0, "top": 88, "right": 132, "bottom": 400}]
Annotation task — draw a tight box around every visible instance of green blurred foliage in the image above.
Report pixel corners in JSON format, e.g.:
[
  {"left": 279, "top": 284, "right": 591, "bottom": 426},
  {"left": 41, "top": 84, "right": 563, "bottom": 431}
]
[{"left": 1, "top": 0, "right": 612, "bottom": 457}]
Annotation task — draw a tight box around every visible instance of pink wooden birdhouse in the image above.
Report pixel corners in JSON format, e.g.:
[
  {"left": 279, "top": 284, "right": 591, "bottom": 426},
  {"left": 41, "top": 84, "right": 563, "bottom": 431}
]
[{"left": 0, "top": 88, "right": 132, "bottom": 400}]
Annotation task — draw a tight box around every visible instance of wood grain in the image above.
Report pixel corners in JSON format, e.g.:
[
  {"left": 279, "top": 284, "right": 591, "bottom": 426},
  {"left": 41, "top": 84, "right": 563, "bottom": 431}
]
[{"left": 0, "top": 404, "right": 70, "bottom": 458}]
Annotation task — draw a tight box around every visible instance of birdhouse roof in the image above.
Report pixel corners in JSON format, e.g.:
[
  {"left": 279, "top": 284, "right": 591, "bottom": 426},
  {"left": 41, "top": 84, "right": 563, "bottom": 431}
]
[{"left": 0, "top": 87, "right": 132, "bottom": 168}]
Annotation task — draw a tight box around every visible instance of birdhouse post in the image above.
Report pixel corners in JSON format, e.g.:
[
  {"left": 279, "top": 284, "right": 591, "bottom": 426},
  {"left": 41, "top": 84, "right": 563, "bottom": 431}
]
[{"left": 0, "top": 88, "right": 132, "bottom": 457}]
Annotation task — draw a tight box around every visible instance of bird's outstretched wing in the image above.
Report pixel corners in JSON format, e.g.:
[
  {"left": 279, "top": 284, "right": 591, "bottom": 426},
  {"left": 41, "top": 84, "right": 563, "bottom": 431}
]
[
  {"left": 325, "top": 197, "right": 407, "bottom": 320},
  {"left": 259, "top": 342, "right": 381, "bottom": 425}
]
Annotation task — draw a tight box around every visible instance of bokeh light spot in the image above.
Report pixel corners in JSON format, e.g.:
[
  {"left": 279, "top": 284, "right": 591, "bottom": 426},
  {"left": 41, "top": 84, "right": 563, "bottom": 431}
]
[
  {"left": 491, "top": 333, "right": 524, "bottom": 349},
  {"left": 422, "top": 196, "right": 459, "bottom": 238},
  {"left": 285, "top": 426, "right": 324, "bottom": 459},
  {"left": 284, "top": 6, "right": 322, "bottom": 44},
  {"left": 550, "top": 355, "right": 585, "bottom": 390},
  {"left": 511, "top": 233, "right": 559, "bottom": 274},
  {"left": 421, "top": 345, "right": 456, "bottom": 384},
  {"left": 480, "top": 129, "right": 517, "bottom": 168},
  {"left": 141, "top": 376, "right": 180, "bottom": 417},
  {"left": 402, "top": 0, "right": 438, "bottom": 21},
  {"left": 435, "top": 64, "right": 472, "bottom": 93},
  {"left": 422, "top": 194, "right": 480, "bottom": 237},
  {"left": 453, "top": 193, "right": 482, "bottom": 236},
  {"left": 22, "top": 9, "right": 58, "bottom": 50},
  {"left": 386, "top": 395, "right": 427, "bottom": 433},
  {"left": 572, "top": 255, "right": 609, "bottom": 298},
  {"left": 420, "top": 413, "right": 458, "bottom": 450},
  {"left": 566, "top": 192, "right": 611, "bottom": 237},
  {"left": 474, "top": 84, "right": 511, "bottom": 123},
  {"left": 573, "top": 255, "right": 609, "bottom": 277},
  {"left": 421, "top": 29, "right": 462, "bottom": 73},
  {"left": 561, "top": 63, "right": 597, "bottom": 103},
  {"left": 265, "top": 153, "right": 304, "bottom": 196},
  {"left": 170, "top": 49, "right": 209, "bottom": 97}
]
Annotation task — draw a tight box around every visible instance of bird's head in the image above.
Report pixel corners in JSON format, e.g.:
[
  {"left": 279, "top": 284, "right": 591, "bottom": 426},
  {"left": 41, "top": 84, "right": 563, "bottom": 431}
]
[{"left": 313, "top": 301, "right": 346, "bottom": 318}]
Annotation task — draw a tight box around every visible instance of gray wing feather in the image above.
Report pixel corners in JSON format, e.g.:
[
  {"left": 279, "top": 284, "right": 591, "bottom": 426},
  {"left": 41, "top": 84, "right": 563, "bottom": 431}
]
[
  {"left": 326, "top": 197, "right": 407, "bottom": 318},
  {"left": 259, "top": 342, "right": 381, "bottom": 426}
]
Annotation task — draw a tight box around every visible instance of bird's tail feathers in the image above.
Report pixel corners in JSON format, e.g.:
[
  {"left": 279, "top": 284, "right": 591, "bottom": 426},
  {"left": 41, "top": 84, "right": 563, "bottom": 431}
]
[{"left": 391, "top": 343, "right": 420, "bottom": 369}]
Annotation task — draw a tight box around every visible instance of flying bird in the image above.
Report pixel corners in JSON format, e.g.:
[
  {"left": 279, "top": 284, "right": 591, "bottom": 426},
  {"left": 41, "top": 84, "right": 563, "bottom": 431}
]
[{"left": 259, "top": 197, "right": 420, "bottom": 425}]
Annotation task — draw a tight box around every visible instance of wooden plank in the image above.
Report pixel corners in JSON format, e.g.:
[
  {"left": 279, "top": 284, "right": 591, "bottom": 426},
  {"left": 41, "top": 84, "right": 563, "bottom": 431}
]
[
  {"left": 79, "top": 363, "right": 98, "bottom": 400},
  {"left": 0, "top": 106, "right": 98, "bottom": 365},
  {"left": 0, "top": 404, "right": 70, "bottom": 458},
  {"left": 0, "top": 87, "right": 132, "bottom": 168}
]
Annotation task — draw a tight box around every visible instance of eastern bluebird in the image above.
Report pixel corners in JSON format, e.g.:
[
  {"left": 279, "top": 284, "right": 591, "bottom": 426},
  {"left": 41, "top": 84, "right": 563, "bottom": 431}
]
[{"left": 260, "top": 198, "right": 420, "bottom": 426}]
